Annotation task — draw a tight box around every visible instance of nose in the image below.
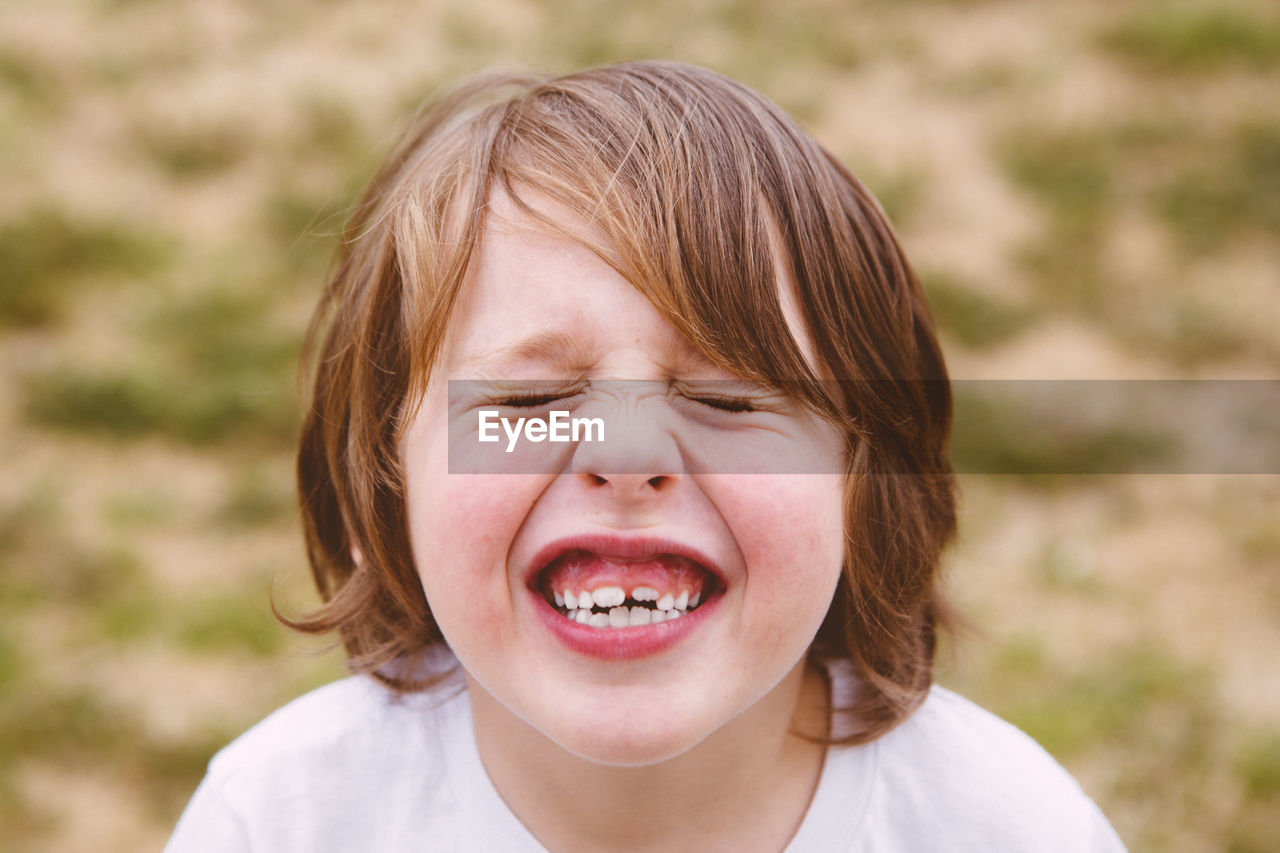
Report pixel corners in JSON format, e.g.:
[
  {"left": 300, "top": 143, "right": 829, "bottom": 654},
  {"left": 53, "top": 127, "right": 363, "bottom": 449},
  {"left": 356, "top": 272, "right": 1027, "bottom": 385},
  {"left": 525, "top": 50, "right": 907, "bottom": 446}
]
[
  {"left": 577, "top": 470, "right": 678, "bottom": 499},
  {"left": 567, "top": 386, "right": 683, "bottom": 502}
]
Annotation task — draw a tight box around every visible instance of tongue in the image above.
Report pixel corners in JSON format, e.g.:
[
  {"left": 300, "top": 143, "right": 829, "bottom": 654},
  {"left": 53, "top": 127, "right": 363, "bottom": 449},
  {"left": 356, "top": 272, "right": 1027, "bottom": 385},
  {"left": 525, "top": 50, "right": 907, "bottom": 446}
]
[{"left": 541, "top": 551, "right": 710, "bottom": 598}]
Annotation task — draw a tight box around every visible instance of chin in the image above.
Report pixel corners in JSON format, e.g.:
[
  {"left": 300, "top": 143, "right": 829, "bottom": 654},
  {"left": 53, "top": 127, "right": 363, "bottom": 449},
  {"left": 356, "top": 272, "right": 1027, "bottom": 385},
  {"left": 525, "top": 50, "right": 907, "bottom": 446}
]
[
  {"left": 556, "top": 729, "right": 706, "bottom": 768},
  {"left": 544, "top": 699, "right": 718, "bottom": 767}
]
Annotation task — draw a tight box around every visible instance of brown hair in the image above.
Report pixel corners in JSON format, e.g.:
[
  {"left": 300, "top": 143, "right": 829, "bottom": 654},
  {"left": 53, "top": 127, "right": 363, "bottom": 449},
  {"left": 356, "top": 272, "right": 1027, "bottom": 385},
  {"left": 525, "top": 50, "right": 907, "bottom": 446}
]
[{"left": 289, "top": 60, "right": 956, "bottom": 744}]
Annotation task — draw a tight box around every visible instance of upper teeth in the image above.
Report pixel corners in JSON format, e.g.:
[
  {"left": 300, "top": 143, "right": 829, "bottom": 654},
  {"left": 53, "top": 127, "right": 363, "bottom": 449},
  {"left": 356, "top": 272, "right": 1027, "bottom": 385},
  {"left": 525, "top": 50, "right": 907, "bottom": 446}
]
[
  {"left": 592, "top": 586, "right": 626, "bottom": 608},
  {"left": 555, "top": 583, "right": 699, "bottom": 627}
]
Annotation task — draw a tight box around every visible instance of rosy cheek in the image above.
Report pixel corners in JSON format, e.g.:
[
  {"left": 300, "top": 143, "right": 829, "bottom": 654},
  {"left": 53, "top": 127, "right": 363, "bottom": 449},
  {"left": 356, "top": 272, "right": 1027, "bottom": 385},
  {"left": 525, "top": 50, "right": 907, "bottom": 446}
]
[
  {"left": 430, "top": 478, "right": 510, "bottom": 547},
  {"left": 440, "top": 473, "right": 539, "bottom": 515},
  {"left": 426, "top": 475, "right": 546, "bottom": 599}
]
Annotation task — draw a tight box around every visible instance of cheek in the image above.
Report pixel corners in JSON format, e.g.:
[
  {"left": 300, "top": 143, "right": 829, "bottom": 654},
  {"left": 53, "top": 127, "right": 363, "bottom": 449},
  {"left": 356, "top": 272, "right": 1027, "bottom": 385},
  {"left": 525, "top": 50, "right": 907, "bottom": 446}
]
[
  {"left": 427, "top": 477, "right": 516, "bottom": 558},
  {"left": 713, "top": 475, "right": 845, "bottom": 628},
  {"left": 407, "top": 469, "right": 549, "bottom": 629}
]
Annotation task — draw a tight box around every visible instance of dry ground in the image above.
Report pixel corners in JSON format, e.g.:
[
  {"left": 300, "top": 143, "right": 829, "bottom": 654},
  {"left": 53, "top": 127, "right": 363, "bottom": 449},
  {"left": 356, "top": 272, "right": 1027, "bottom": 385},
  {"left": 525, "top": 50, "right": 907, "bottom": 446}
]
[{"left": 1, "top": 1, "right": 1278, "bottom": 850}]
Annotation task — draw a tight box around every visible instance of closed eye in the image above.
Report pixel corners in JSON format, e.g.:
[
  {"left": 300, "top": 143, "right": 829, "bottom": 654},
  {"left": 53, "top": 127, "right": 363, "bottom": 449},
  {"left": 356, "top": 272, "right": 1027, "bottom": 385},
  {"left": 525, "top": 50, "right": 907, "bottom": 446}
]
[
  {"left": 488, "top": 380, "right": 589, "bottom": 408},
  {"left": 690, "top": 395, "right": 757, "bottom": 413},
  {"left": 495, "top": 393, "right": 566, "bottom": 408}
]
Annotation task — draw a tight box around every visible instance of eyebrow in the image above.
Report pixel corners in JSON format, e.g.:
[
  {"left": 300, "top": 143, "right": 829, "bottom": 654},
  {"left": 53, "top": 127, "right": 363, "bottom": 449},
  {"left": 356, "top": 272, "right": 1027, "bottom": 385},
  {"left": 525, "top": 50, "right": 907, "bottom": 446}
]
[
  {"left": 452, "top": 327, "right": 721, "bottom": 376},
  {"left": 452, "top": 329, "right": 598, "bottom": 374},
  {"left": 657, "top": 332, "right": 715, "bottom": 372}
]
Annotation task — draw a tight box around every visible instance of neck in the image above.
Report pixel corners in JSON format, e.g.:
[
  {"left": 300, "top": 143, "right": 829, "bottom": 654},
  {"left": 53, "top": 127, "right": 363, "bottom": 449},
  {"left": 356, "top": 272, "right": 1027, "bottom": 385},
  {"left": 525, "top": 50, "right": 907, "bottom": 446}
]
[{"left": 467, "top": 657, "right": 831, "bottom": 853}]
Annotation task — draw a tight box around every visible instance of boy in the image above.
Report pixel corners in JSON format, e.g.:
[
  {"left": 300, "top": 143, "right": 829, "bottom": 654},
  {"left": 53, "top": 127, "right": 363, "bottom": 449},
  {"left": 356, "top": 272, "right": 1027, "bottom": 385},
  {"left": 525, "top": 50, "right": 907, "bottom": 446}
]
[{"left": 168, "top": 61, "right": 1125, "bottom": 851}]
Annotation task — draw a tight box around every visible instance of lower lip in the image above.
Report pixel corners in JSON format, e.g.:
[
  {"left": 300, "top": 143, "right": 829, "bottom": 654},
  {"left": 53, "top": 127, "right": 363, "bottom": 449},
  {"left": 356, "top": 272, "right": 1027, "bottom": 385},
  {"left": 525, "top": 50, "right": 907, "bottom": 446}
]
[{"left": 531, "top": 590, "right": 718, "bottom": 660}]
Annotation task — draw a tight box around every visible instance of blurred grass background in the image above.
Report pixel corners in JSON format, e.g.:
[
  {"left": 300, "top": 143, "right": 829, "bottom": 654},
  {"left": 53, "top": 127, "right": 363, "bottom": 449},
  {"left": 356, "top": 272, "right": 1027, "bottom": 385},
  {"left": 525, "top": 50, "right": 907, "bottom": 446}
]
[{"left": 1, "top": 0, "right": 1277, "bottom": 850}]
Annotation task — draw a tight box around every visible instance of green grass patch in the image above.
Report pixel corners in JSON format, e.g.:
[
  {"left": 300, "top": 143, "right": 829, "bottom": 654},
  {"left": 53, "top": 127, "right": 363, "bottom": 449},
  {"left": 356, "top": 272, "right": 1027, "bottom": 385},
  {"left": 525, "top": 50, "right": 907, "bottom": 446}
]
[
  {"left": 1157, "top": 120, "right": 1280, "bottom": 253},
  {"left": 136, "top": 121, "right": 250, "bottom": 180},
  {"left": 1230, "top": 731, "right": 1280, "bottom": 853},
  {"left": 261, "top": 182, "right": 345, "bottom": 260},
  {"left": 919, "top": 269, "right": 1030, "bottom": 348},
  {"left": 516, "top": 0, "right": 864, "bottom": 88},
  {"left": 1214, "top": 484, "right": 1280, "bottom": 564},
  {"left": 0, "top": 46, "right": 66, "bottom": 114},
  {"left": 559, "top": 6, "right": 681, "bottom": 71},
  {"left": 862, "top": 168, "right": 927, "bottom": 230},
  {"left": 990, "top": 642, "right": 1210, "bottom": 760},
  {"left": 101, "top": 491, "right": 179, "bottom": 530},
  {"left": 1236, "top": 731, "right": 1280, "bottom": 801},
  {"left": 998, "top": 124, "right": 1118, "bottom": 316},
  {"left": 177, "top": 590, "right": 287, "bottom": 658},
  {"left": 3, "top": 498, "right": 164, "bottom": 643},
  {"left": 97, "top": 587, "right": 165, "bottom": 644},
  {"left": 871, "top": 0, "right": 1004, "bottom": 6},
  {"left": 931, "top": 60, "right": 1022, "bottom": 98},
  {"left": 0, "top": 628, "right": 21, "bottom": 694},
  {"left": 1003, "top": 115, "right": 1279, "bottom": 259},
  {"left": 24, "top": 362, "right": 300, "bottom": 447},
  {"left": 24, "top": 282, "right": 303, "bottom": 447},
  {"left": 0, "top": 207, "right": 170, "bottom": 328},
  {"left": 292, "top": 97, "right": 373, "bottom": 169},
  {"left": 951, "top": 384, "right": 1175, "bottom": 477},
  {"left": 1100, "top": 4, "right": 1280, "bottom": 74},
  {"left": 1228, "top": 815, "right": 1280, "bottom": 853},
  {"left": 744, "top": 5, "right": 864, "bottom": 73},
  {"left": 149, "top": 286, "right": 302, "bottom": 382},
  {"left": 1138, "top": 290, "right": 1264, "bottom": 367},
  {"left": 0, "top": 684, "right": 132, "bottom": 768},
  {"left": 24, "top": 370, "right": 174, "bottom": 441},
  {"left": 1000, "top": 126, "right": 1114, "bottom": 234},
  {"left": 49, "top": 544, "right": 145, "bottom": 611},
  {"left": 0, "top": 489, "right": 57, "bottom": 557},
  {"left": 998, "top": 114, "right": 1273, "bottom": 365},
  {"left": 256, "top": 185, "right": 351, "bottom": 299},
  {"left": 0, "top": 492, "right": 63, "bottom": 613},
  {"left": 215, "top": 469, "right": 296, "bottom": 529},
  {"left": 1014, "top": 236, "right": 1108, "bottom": 317},
  {"left": 1236, "top": 518, "right": 1280, "bottom": 562},
  {"left": 0, "top": 678, "right": 237, "bottom": 822},
  {"left": 133, "top": 728, "right": 238, "bottom": 819},
  {"left": 263, "top": 99, "right": 374, "bottom": 274}
]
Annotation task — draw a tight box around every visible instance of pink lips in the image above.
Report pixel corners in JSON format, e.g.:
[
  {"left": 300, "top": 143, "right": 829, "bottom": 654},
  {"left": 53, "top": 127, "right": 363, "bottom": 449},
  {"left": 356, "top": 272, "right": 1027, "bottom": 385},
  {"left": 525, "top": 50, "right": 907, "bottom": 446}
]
[{"left": 523, "top": 533, "right": 725, "bottom": 661}]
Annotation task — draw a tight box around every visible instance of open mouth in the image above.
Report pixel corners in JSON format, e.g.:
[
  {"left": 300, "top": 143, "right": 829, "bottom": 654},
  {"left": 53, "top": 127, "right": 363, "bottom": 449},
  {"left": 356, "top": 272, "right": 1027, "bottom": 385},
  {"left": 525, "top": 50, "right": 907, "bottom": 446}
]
[{"left": 536, "top": 549, "right": 717, "bottom": 629}]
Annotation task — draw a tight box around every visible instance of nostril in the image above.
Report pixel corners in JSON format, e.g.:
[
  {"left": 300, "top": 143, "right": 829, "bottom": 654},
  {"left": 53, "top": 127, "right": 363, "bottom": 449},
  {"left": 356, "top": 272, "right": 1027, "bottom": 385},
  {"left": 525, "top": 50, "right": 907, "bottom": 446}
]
[{"left": 578, "top": 471, "right": 679, "bottom": 495}]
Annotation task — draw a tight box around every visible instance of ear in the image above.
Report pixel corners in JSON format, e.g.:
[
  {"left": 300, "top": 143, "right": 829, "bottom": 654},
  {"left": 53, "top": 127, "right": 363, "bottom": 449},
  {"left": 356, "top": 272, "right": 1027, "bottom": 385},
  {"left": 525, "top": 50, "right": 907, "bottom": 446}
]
[{"left": 351, "top": 544, "right": 364, "bottom": 567}]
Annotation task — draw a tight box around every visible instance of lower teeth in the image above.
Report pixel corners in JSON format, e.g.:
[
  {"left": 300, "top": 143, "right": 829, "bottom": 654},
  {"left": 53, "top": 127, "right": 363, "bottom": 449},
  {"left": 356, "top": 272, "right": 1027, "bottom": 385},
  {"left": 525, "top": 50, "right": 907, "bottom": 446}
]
[{"left": 560, "top": 603, "right": 693, "bottom": 628}]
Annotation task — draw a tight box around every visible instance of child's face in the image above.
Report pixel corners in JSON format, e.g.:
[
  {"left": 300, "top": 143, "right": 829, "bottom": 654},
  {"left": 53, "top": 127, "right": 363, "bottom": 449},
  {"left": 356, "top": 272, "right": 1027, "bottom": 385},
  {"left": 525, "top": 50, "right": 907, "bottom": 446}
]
[{"left": 401, "top": 194, "right": 846, "bottom": 765}]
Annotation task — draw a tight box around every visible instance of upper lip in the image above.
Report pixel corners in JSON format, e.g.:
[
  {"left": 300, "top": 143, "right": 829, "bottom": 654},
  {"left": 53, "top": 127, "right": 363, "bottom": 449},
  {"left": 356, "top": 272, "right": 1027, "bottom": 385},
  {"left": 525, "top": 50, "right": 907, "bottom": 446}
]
[{"left": 522, "top": 532, "right": 728, "bottom": 590}]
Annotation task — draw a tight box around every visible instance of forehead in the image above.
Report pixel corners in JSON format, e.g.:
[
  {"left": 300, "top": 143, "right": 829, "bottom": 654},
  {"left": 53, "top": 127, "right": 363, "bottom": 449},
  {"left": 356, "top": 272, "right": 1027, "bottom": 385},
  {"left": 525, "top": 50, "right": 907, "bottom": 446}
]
[
  {"left": 439, "top": 194, "right": 716, "bottom": 377},
  {"left": 433, "top": 190, "right": 824, "bottom": 381}
]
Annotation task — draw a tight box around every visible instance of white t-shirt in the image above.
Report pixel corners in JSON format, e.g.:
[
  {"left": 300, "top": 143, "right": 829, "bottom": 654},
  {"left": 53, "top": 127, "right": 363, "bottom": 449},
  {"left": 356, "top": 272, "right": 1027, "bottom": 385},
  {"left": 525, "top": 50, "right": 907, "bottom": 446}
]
[{"left": 166, "top": 654, "right": 1126, "bottom": 851}]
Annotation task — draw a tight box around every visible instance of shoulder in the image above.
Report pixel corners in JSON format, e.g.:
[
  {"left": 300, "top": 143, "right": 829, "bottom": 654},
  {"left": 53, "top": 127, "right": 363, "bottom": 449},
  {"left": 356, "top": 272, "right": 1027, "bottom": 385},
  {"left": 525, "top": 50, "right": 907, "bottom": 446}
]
[
  {"left": 863, "top": 684, "right": 1126, "bottom": 851},
  {"left": 884, "top": 684, "right": 1066, "bottom": 776},
  {"left": 166, "top": 663, "right": 471, "bottom": 852},
  {"left": 207, "top": 672, "right": 462, "bottom": 784}
]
